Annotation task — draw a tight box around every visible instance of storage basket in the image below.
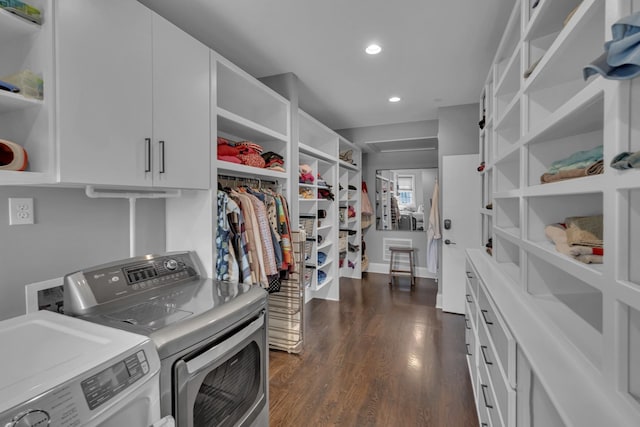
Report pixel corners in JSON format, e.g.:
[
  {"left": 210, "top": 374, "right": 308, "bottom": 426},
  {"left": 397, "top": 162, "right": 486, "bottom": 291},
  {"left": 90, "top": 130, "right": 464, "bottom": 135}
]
[
  {"left": 339, "top": 231, "right": 347, "bottom": 252},
  {"left": 304, "top": 240, "right": 313, "bottom": 262},
  {"left": 303, "top": 266, "right": 314, "bottom": 288},
  {"left": 300, "top": 216, "right": 315, "bottom": 236},
  {"left": 361, "top": 215, "right": 372, "bottom": 229}
]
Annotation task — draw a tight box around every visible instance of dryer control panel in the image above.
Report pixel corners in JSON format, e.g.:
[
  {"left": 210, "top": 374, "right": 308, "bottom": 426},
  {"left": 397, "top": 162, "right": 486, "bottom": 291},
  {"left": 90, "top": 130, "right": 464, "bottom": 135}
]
[{"left": 64, "top": 252, "right": 201, "bottom": 316}]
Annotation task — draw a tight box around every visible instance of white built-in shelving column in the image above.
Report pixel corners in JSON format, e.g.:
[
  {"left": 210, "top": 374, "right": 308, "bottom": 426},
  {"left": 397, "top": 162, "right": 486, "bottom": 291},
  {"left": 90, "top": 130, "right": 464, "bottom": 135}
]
[
  {"left": 468, "top": 0, "right": 640, "bottom": 426},
  {"left": 338, "top": 137, "right": 362, "bottom": 279},
  {"left": 298, "top": 110, "right": 339, "bottom": 303}
]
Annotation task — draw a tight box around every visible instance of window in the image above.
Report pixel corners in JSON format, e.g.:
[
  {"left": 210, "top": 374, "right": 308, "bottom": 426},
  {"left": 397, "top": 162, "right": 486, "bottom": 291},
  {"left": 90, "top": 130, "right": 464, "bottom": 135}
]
[{"left": 397, "top": 175, "right": 415, "bottom": 208}]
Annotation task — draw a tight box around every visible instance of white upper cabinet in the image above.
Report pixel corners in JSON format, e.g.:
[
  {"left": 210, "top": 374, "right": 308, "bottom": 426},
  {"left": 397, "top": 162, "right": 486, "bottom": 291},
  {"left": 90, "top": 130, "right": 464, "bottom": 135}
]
[
  {"left": 56, "top": 0, "right": 209, "bottom": 189},
  {"left": 151, "top": 13, "right": 210, "bottom": 189}
]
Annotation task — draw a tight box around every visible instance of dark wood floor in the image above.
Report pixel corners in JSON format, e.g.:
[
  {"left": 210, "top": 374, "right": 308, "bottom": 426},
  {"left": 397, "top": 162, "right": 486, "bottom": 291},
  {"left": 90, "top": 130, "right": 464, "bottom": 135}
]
[{"left": 268, "top": 273, "right": 478, "bottom": 427}]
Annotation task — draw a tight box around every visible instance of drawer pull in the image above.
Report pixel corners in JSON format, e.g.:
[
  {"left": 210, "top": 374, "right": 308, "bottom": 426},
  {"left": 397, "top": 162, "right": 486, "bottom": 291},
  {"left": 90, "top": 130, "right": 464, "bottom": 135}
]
[
  {"left": 481, "top": 424, "right": 488, "bottom": 427},
  {"left": 466, "top": 294, "right": 473, "bottom": 303},
  {"left": 481, "top": 309, "right": 493, "bottom": 325},
  {"left": 465, "top": 317, "right": 471, "bottom": 330},
  {"left": 481, "top": 384, "right": 493, "bottom": 409},
  {"left": 480, "top": 345, "right": 492, "bottom": 365},
  {"left": 466, "top": 271, "right": 473, "bottom": 278},
  {"left": 466, "top": 343, "right": 472, "bottom": 356}
]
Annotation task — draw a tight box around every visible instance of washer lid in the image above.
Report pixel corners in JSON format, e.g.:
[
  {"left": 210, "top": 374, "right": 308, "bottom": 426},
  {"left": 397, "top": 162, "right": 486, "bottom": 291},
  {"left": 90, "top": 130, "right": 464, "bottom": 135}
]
[{"left": 0, "top": 310, "right": 150, "bottom": 414}]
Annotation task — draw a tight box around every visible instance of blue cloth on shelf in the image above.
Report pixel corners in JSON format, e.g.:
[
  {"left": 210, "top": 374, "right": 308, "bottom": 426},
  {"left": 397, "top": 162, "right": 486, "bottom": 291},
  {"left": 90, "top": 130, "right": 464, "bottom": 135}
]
[
  {"left": 317, "top": 270, "right": 326, "bottom": 284},
  {"left": 610, "top": 151, "right": 640, "bottom": 169},
  {"left": 317, "top": 251, "right": 327, "bottom": 265},
  {"left": 547, "top": 145, "right": 603, "bottom": 174},
  {"left": 584, "top": 11, "right": 640, "bottom": 80}
]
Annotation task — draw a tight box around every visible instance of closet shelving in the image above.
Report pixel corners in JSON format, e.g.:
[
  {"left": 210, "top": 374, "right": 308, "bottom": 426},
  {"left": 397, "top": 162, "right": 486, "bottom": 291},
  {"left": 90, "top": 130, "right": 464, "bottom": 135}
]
[
  {"left": 214, "top": 57, "right": 290, "bottom": 184},
  {"left": 0, "top": 0, "right": 53, "bottom": 185},
  {"left": 338, "top": 137, "right": 361, "bottom": 279},
  {"left": 297, "top": 110, "right": 339, "bottom": 302},
  {"left": 167, "top": 53, "right": 291, "bottom": 279},
  {"left": 467, "top": 0, "right": 640, "bottom": 426}
]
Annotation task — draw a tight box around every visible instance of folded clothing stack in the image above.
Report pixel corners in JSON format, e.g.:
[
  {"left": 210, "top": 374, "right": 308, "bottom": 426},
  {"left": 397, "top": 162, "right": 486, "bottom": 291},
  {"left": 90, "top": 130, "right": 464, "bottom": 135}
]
[
  {"left": 262, "top": 151, "right": 285, "bottom": 172},
  {"left": 545, "top": 214, "right": 603, "bottom": 264},
  {"left": 316, "top": 173, "right": 334, "bottom": 200},
  {"left": 217, "top": 137, "right": 273, "bottom": 169},
  {"left": 299, "top": 164, "right": 314, "bottom": 183},
  {"left": 540, "top": 145, "right": 604, "bottom": 183},
  {"left": 339, "top": 149, "right": 355, "bottom": 165}
]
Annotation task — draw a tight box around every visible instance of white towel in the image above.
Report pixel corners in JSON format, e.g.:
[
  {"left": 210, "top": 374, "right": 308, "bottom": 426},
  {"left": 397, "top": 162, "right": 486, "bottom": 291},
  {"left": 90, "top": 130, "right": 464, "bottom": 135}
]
[{"left": 426, "top": 181, "right": 441, "bottom": 273}]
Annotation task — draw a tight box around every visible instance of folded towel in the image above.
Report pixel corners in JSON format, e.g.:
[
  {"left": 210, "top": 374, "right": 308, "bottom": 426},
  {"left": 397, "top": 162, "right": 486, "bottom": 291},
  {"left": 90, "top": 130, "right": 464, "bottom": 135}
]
[
  {"left": 540, "top": 159, "right": 604, "bottom": 183},
  {"left": 545, "top": 223, "right": 604, "bottom": 263},
  {"left": 584, "top": 11, "right": 640, "bottom": 80},
  {"left": 565, "top": 215, "right": 603, "bottom": 247},
  {"left": 575, "top": 254, "right": 603, "bottom": 264},
  {"left": 547, "top": 146, "right": 603, "bottom": 174}
]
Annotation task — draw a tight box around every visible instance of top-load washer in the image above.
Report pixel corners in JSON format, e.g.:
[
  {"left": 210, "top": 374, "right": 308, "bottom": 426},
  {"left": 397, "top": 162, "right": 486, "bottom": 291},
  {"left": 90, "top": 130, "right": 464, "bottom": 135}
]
[
  {"left": 0, "top": 310, "right": 168, "bottom": 427},
  {"left": 63, "top": 251, "right": 269, "bottom": 427}
]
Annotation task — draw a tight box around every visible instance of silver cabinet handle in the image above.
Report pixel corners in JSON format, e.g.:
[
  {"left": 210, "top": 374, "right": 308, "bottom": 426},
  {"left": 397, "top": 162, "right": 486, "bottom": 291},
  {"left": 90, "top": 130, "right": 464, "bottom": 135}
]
[
  {"left": 481, "top": 345, "right": 492, "bottom": 365},
  {"left": 465, "top": 317, "right": 471, "bottom": 330},
  {"left": 481, "top": 384, "right": 493, "bottom": 409},
  {"left": 159, "top": 140, "right": 165, "bottom": 173},
  {"left": 466, "top": 294, "right": 473, "bottom": 303},
  {"left": 481, "top": 309, "right": 493, "bottom": 325},
  {"left": 144, "top": 138, "right": 151, "bottom": 172},
  {"left": 466, "top": 343, "right": 472, "bottom": 356},
  {"left": 466, "top": 271, "right": 473, "bottom": 278}
]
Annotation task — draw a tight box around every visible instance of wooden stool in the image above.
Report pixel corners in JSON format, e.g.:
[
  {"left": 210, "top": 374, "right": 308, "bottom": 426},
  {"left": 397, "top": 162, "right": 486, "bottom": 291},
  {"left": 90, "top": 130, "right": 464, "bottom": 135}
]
[{"left": 388, "top": 247, "right": 416, "bottom": 287}]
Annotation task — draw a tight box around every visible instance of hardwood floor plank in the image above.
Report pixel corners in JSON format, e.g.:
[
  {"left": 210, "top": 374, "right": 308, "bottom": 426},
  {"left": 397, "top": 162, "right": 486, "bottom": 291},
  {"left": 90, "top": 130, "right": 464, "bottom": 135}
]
[{"left": 269, "top": 273, "right": 477, "bottom": 426}]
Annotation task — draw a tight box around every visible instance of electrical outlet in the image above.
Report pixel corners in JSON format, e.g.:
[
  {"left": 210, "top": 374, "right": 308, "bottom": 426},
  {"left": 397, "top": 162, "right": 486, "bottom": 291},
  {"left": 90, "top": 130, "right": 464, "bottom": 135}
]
[{"left": 9, "top": 198, "right": 34, "bottom": 225}]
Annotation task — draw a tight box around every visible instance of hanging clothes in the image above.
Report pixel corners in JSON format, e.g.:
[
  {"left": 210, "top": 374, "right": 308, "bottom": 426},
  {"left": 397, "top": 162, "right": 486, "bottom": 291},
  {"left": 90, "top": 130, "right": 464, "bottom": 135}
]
[
  {"left": 426, "top": 180, "right": 441, "bottom": 274},
  {"left": 217, "top": 180, "right": 293, "bottom": 292}
]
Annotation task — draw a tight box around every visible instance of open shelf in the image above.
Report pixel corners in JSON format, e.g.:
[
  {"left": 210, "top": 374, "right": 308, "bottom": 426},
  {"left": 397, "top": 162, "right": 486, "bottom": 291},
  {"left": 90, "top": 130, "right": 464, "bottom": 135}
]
[
  {"left": 495, "top": 46, "right": 522, "bottom": 121},
  {"left": 524, "top": 0, "right": 604, "bottom": 126},
  {"left": 495, "top": 197, "right": 520, "bottom": 238},
  {"left": 0, "top": 91, "right": 43, "bottom": 113},
  {"left": 624, "top": 189, "right": 640, "bottom": 287},
  {"left": 216, "top": 60, "right": 289, "bottom": 137},
  {"left": 495, "top": 97, "right": 521, "bottom": 159},
  {"left": 526, "top": 192, "right": 602, "bottom": 241},
  {"left": 526, "top": 253, "right": 603, "bottom": 368},
  {"left": 495, "top": 150, "right": 520, "bottom": 193},
  {"left": 493, "top": 3, "right": 522, "bottom": 87},
  {"left": 494, "top": 234, "right": 520, "bottom": 283}
]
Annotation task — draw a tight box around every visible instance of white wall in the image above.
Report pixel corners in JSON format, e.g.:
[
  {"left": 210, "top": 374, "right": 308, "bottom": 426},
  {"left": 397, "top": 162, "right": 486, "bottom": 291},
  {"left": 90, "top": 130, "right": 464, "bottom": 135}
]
[{"left": 0, "top": 187, "right": 166, "bottom": 320}]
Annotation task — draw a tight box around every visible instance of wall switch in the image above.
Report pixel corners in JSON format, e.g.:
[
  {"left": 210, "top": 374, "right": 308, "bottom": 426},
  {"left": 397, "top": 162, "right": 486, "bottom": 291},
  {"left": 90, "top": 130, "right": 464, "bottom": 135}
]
[{"left": 9, "top": 198, "right": 34, "bottom": 225}]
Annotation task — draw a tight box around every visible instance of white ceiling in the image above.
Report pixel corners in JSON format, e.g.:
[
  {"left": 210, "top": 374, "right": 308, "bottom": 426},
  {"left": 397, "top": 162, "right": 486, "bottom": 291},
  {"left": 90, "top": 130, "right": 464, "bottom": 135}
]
[{"left": 140, "top": 0, "right": 513, "bottom": 131}]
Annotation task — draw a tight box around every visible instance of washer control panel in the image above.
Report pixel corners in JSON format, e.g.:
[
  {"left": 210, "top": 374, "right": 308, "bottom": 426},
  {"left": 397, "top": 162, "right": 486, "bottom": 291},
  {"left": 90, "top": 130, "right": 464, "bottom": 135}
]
[{"left": 64, "top": 252, "right": 201, "bottom": 315}]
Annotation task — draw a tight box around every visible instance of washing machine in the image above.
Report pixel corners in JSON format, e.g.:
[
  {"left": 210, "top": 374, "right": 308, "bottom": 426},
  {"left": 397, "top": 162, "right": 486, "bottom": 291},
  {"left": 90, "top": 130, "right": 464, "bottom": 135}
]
[{"left": 0, "top": 310, "right": 171, "bottom": 427}]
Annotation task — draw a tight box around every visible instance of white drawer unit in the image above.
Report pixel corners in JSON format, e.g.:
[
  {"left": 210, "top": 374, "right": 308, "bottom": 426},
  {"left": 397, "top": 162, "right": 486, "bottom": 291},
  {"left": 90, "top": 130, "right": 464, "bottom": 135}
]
[
  {"left": 478, "top": 354, "right": 503, "bottom": 427},
  {"left": 478, "top": 314, "right": 516, "bottom": 427},
  {"left": 477, "top": 280, "right": 517, "bottom": 387}
]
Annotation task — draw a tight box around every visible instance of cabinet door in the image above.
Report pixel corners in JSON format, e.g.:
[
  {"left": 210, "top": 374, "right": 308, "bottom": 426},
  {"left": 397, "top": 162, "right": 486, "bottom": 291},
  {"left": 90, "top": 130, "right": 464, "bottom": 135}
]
[
  {"left": 56, "top": 0, "right": 153, "bottom": 186},
  {"left": 151, "top": 13, "right": 210, "bottom": 189}
]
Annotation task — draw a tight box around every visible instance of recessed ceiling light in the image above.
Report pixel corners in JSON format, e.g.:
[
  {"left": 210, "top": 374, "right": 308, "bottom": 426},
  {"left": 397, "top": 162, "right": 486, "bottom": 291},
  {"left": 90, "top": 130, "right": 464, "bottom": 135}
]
[
  {"left": 389, "top": 96, "right": 401, "bottom": 103},
  {"left": 365, "top": 44, "right": 382, "bottom": 55}
]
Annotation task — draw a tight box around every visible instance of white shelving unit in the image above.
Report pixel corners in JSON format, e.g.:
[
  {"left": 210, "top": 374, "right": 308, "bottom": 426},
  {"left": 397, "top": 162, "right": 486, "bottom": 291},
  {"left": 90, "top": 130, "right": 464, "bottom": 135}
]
[
  {"left": 467, "top": 1, "right": 640, "bottom": 426},
  {"left": 297, "top": 111, "right": 339, "bottom": 303},
  {"left": 0, "top": 0, "right": 54, "bottom": 185},
  {"left": 166, "top": 53, "right": 291, "bottom": 279}
]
